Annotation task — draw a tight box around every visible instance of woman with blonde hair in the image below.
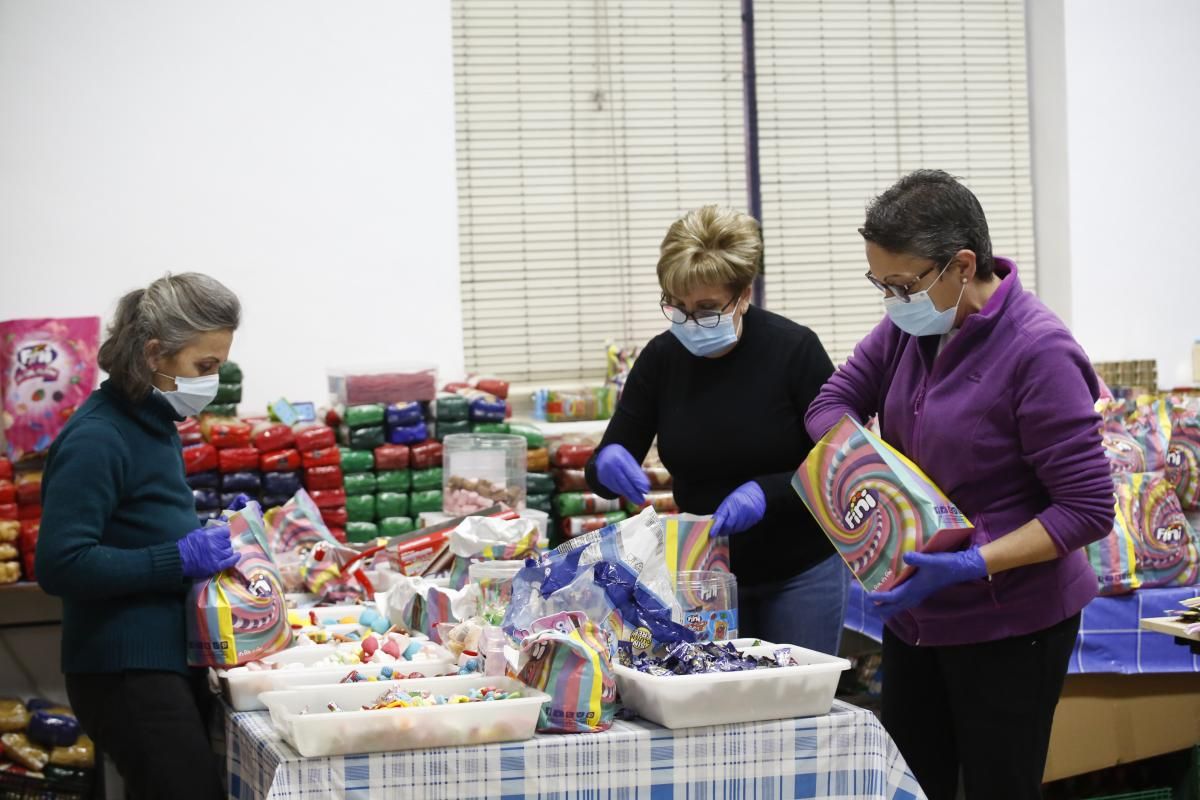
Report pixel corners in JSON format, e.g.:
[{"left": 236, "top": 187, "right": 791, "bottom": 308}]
[{"left": 585, "top": 205, "right": 848, "bottom": 652}]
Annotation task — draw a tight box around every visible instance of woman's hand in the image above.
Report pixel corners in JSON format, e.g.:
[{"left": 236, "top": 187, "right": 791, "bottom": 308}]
[
  {"left": 868, "top": 547, "right": 988, "bottom": 620},
  {"left": 711, "top": 481, "right": 767, "bottom": 537},
  {"left": 177, "top": 525, "right": 239, "bottom": 579},
  {"left": 594, "top": 445, "right": 649, "bottom": 505}
]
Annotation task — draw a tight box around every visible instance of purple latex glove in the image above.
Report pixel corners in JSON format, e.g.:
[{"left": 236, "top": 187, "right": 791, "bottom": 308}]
[
  {"left": 711, "top": 481, "right": 767, "bottom": 537},
  {"left": 177, "top": 525, "right": 239, "bottom": 579},
  {"left": 594, "top": 444, "right": 649, "bottom": 505},
  {"left": 868, "top": 547, "right": 989, "bottom": 620},
  {"left": 226, "top": 493, "right": 252, "bottom": 512}
]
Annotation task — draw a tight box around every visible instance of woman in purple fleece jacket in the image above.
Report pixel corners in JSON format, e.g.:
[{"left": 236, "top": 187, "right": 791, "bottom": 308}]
[{"left": 805, "top": 170, "right": 1114, "bottom": 800}]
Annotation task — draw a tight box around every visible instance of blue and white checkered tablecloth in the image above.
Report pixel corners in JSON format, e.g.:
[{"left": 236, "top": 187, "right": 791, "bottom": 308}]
[{"left": 226, "top": 701, "right": 924, "bottom": 800}]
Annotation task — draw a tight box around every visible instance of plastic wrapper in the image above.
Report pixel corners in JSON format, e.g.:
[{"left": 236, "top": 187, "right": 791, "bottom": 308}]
[
  {"left": 527, "top": 447, "right": 549, "bottom": 473},
  {"left": 204, "top": 403, "right": 238, "bottom": 417},
  {"left": 27, "top": 711, "right": 81, "bottom": 749},
  {"left": 518, "top": 616, "right": 616, "bottom": 733},
  {"left": 375, "top": 470, "right": 411, "bottom": 493},
  {"left": 385, "top": 402, "right": 424, "bottom": 428},
  {"left": 411, "top": 467, "right": 443, "bottom": 492},
  {"left": 346, "top": 494, "right": 376, "bottom": 523},
  {"left": 507, "top": 423, "right": 545, "bottom": 449},
  {"left": 561, "top": 512, "right": 627, "bottom": 539},
  {"left": 434, "top": 420, "right": 470, "bottom": 441},
  {"left": 301, "top": 537, "right": 387, "bottom": 603},
  {"left": 527, "top": 494, "right": 552, "bottom": 514},
  {"left": 260, "top": 489, "right": 338, "bottom": 556},
  {"left": 218, "top": 447, "right": 260, "bottom": 474},
  {"left": 374, "top": 444, "right": 410, "bottom": 471},
  {"left": 550, "top": 441, "right": 595, "bottom": 469},
  {"left": 410, "top": 490, "right": 443, "bottom": 515},
  {"left": 49, "top": 735, "right": 95, "bottom": 769},
  {"left": 793, "top": 414, "right": 975, "bottom": 592},
  {"left": 527, "top": 472, "right": 555, "bottom": 496},
  {"left": 410, "top": 441, "right": 443, "bottom": 470},
  {"left": 260, "top": 448, "right": 301, "bottom": 473},
  {"left": 295, "top": 424, "right": 336, "bottom": 453},
  {"left": 328, "top": 365, "right": 438, "bottom": 405},
  {"left": 1109, "top": 471, "right": 1200, "bottom": 590},
  {"left": 343, "top": 425, "right": 385, "bottom": 451},
  {"left": 626, "top": 491, "right": 678, "bottom": 515},
  {"left": 182, "top": 444, "right": 219, "bottom": 475},
  {"left": 186, "top": 502, "right": 291, "bottom": 667},
  {"left": 554, "top": 492, "right": 623, "bottom": 517},
  {"left": 433, "top": 394, "right": 469, "bottom": 423},
  {"left": 262, "top": 471, "right": 303, "bottom": 498},
  {"left": 553, "top": 468, "right": 589, "bottom": 492},
  {"left": 301, "top": 446, "right": 341, "bottom": 469},
  {"left": 377, "top": 492, "right": 410, "bottom": 519},
  {"left": 343, "top": 473, "right": 377, "bottom": 497},
  {"left": 471, "top": 422, "right": 510, "bottom": 434},
  {"left": 385, "top": 576, "right": 480, "bottom": 642},
  {"left": 341, "top": 449, "right": 375, "bottom": 474},
  {"left": 344, "top": 404, "right": 386, "bottom": 429},
  {"left": 200, "top": 417, "right": 252, "bottom": 450},
  {"left": 310, "top": 488, "right": 347, "bottom": 509},
  {"left": 0, "top": 317, "right": 100, "bottom": 461},
  {"left": 1, "top": 732, "right": 49, "bottom": 771},
  {"left": 221, "top": 471, "right": 262, "bottom": 493},
  {"left": 346, "top": 521, "right": 380, "bottom": 543},
  {"left": 219, "top": 361, "right": 243, "bottom": 383},
  {"left": 214, "top": 382, "right": 242, "bottom": 405},
  {"left": 379, "top": 517, "right": 416, "bottom": 538},
  {"left": 304, "top": 464, "right": 344, "bottom": 491},
  {"left": 251, "top": 423, "right": 295, "bottom": 453},
  {"left": 0, "top": 481, "right": 13, "bottom": 505},
  {"left": 1167, "top": 396, "right": 1200, "bottom": 510},
  {"left": 535, "top": 387, "right": 616, "bottom": 423},
  {"left": 192, "top": 488, "right": 220, "bottom": 511},
  {"left": 177, "top": 418, "right": 204, "bottom": 446},
  {"left": 321, "top": 506, "right": 348, "bottom": 528},
  {"left": 447, "top": 517, "right": 540, "bottom": 589},
  {"left": 387, "top": 421, "right": 428, "bottom": 445}
]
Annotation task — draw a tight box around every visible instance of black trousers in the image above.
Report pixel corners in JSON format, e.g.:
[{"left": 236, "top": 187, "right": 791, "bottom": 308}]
[
  {"left": 881, "top": 613, "right": 1080, "bottom": 800},
  {"left": 66, "top": 670, "right": 223, "bottom": 800}
]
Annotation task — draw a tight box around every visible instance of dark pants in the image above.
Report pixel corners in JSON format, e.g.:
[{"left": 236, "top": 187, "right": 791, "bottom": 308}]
[
  {"left": 882, "top": 612, "right": 1080, "bottom": 800},
  {"left": 66, "top": 670, "right": 223, "bottom": 800}
]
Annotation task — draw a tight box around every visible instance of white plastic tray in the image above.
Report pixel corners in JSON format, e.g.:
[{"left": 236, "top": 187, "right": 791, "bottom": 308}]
[
  {"left": 219, "top": 657, "right": 454, "bottom": 712},
  {"left": 613, "top": 642, "right": 851, "bottom": 729},
  {"left": 261, "top": 675, "right": 549, "bottom": 757}
]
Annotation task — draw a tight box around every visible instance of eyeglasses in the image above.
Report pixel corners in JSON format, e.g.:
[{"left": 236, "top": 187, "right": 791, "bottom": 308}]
[
  {"left": 660, "top": 294, "right": 738, "bottom": 328},
  {"left": 864, "top": 258, "right": 952, "bottom": 303}
]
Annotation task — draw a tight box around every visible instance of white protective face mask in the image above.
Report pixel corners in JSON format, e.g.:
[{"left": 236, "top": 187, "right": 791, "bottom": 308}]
[
  {"left": 155, "top": 372, "right": 219, "bottom": 417},
  {"left": 882, "top": 262, "right": 966, "bottom": 337}
]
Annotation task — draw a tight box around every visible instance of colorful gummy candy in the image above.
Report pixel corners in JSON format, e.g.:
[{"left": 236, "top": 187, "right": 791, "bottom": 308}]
[
  {"left": 624, "top": 641, "right": 799, "bottom": 676},
  {"left": 351, "top": 685, "right": 521, "bottom": 711}
]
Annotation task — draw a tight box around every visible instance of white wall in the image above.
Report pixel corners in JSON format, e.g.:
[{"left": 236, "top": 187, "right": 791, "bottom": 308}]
[
  {"left": 1037, "top": 0, "right": 1200, "bottom": 387},
  {"left": 0, "top": 0, "right": 464, "bottom": 411}
]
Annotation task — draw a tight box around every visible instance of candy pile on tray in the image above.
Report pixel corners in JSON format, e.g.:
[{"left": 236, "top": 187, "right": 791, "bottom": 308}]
[
  {"left": 324, "top": 684, "right": 521, "bottom": 712},
  {"left": 623, "top": 640, "right": 800, "bottom": 676},
  {"left": 338, "top": 668, "right": 437, "bottom": 684}
]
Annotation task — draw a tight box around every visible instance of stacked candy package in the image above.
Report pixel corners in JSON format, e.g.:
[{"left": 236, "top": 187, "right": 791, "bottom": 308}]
[
  {"left": 203, "top": 361, "right": 243, "bottom": 418},
  {"left": 0, "top": 697, "right": 95, "bottom": 787},
  {"left": 548, "top": 436, "right": 626, "bottom": 541},
  {"left": 516, "top": 613, "right": 617, "bottom": 733},
  {"left": 792, "top": 415, "right": 974, "bottom": 592},
  {"left": 296, "top": 422, "right": 347, "bottom": 541},
  {"left": 1167, "top": 395, "right": 1200, "bottom": 510}
]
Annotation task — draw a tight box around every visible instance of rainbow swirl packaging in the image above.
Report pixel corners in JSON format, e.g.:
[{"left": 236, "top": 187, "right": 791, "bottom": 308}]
[
  {"left": 517, "top": 615, "right": 616, "bottom": 734},
  {"left": 660, "top": 514, "right": 729, "bottom": 582},
  {"left": 1167, "top": 396, "right": 1200, "bottom": 510},
  {"left": 1113, "top": 472, "right": 1200, "bottom": 590},
  {"left": 792, "top": 415, "right": 974, "bottom": 592},
  {"left": 263, "top": 489, "right": 339, "bottom": 554},
  {"left": 186, "top": 502, "right": 292, "bottom": 667}
]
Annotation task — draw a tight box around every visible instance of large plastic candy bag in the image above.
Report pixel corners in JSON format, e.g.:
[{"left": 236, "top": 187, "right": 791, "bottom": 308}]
[
  {"left": 1086, "top": 502, "right": 1141, "bottom": 596},
  {"left": 1167, "top": 396, "right": 1200, "bottom": 510},
  {"left": 517, "top": 615, "right": 617, "bottom": 734},
  {"left": 263, "top": 489, "right": 339, "bottom": 554},
  {"left": 447, "top": 516, "right": 540, "bottom": 589},
  {"left": 0, "top": 318, "right": 100, "bottom": 462},
  {"left": 1116, "top": 471, "right": 1200, "bottom": 589},
  {"left": 185, "top": 503, "right": 292, "bottom": 667}
]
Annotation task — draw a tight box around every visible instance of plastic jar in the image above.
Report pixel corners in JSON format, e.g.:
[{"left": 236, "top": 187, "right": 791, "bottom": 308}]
[
  {"left": 675, "top": 570, "right": 738, "bottom": 641},
  {"left": 442, "top": 434, "right": 527, "bottom": 514}
]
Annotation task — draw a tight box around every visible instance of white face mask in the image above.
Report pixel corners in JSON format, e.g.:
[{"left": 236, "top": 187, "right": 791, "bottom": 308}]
[
  {"left": 155, "top": 372, "right": 219, "bottom": 417},
  {"left": 882, "top": 261, "right": 966, "bottom": 337}
]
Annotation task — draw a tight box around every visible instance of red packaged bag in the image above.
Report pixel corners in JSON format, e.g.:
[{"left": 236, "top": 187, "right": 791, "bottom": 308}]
[
  {"left": 0, "top": 481, "right": 13, "bottom": 505},
  {"left": 0, "top": 503, "right": 16, "bottom": 521},
  {"left": 550, "top": 441, "right": 594, "bottom": 469},
  {"left": 252, "top": 423, "right": 296, "bottom": 453},
  {"left": 19, "top": 520, "right": 38, "bottom": 582},
  {"left": 18, "top": 504, "right": 40, "bottom": 522},
  {"left": 182, "top": 444, "right": 219, "bottom": 475},
  {"left": 310, "top": 489, "right": 347, "bottom": 510},
  {"left": 321, "top": 506, "right": 349, "bottom": 527},
  {"left": 302, "top": 446, "right": 341, "bottom": 469},
  {"left": 0, "top": 459, "right": 12, "bottom": 481},
  {"left": 470, "top": 377, "right": 510, "bottom": 400},
  {"left": 409, "top": 441, "right": 443, "bottom": 470},
  {"left": 176, "top": 418, "right": 204, "bottom": 446},
  {"left": 15, "top": 475, "right": 41, "bottom": 507},
  {"left": 304, "top": 465, "right": 344, "bottom": 491},
  {"left": 327, "top": 526, "right": 347, "bottom": 543},
  {"left": 260, "top": 448, "right": 302, "bottom": 473},
  {"left": 553, "top": 468, "right": 589, "bottom": 492},
  {"left": 295, "top": 424, "right": 336, "bottom": 453},
  {"left": 200, "top": 417, "right": 252, "bottom": 450},
  {"left": 218, "top": 447, "right": 260, "bottom": 474},
  {"left": 373, "top": 444, "right": 410, "bottom": 471}
]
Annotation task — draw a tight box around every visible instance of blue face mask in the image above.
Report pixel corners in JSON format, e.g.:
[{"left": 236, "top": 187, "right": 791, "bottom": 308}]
[
  {"left": 670, "top": 313, "right": 741, "bottom": 357},
  {"left": 883, "top": 267, "right": 966, "bottom": 337}
]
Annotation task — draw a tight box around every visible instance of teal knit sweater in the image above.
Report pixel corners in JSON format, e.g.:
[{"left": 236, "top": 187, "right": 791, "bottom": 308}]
[{"left": 37, "top": 380, "right": 199, "bottom": 675}]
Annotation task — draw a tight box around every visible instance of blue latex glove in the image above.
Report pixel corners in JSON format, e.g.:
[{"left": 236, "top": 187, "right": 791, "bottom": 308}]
[
  {"left": 867, "top": 547, "right": 989, "bottom": 620},
  {"left": 711, "top": 481, "right": 767, "bottom": 537},
  {"left": 177, "top": 525, "right": 239, "bottom": 579},
  {"left": 226, "top": 493, "right": 252, "bottom": 512},
  {"left": 594, "top": 445, "right": 649, "bottom": 505}
]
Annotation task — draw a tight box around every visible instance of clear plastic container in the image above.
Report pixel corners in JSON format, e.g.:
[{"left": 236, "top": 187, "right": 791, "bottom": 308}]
[
  {"left": 612, "top": 642, "right": 851, "bottom": 729},
  {"left": 261, "top": 675, "right": 550, "bottom": 757},
  {"left": 442, "top": 434, "right": 527, "bottom": 514},
  {"left": 675, "top": 570, "right": 739, "bottom": 641},
  {"left": 468, "top": 560, "right": 525, "bottom": 612}
]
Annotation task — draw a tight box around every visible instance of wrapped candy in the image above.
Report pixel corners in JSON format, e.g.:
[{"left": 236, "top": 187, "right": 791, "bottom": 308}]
[
  {"left": 304, "top": 465, "right": 344, "bottom": 491},
  {"left": 294, "top": 424, "right": 336, "bottom": 453},
  {"left": 182, "top": 444, "right": 219, "bottom": 475},
  {"left": 262, "top": 471, "right": 303, "bottom": 497},
  {"left": 310, "top": 489, "right": 348, "bottom": 509},
  {"left": 200, "top": 417, "right": 252, "bottom": 450},
  {"left": 375, "top": 470, "right": 411, "bottom": 493},
  {"left": 388, "top": 421, "right": 428, "bottom": 445},
  {"left": 186, "top": 470, "right": 219, "bottom": 490},
  {"left": 409, "top": 441, "right": 443, "bottom": 470},
  {"left": 251, "top": 423, "right": 295, "bottom": 453},
  {"left": 301, "top": 446, "right": 341, "bottom": 469},
  {"left": 344, "top": 473, "right": 377, "bottom": 496},
  {"left": 373, "top": 444, "right": 410, "bottom": 471},
  {"left": 341, "top": 449, "right": 375, "bottom": 474},
  {"left": 218, "top": 447, "right": 260, "bottom": 474},
  {"left": 344, "top": 404, "right": 386, "bottom": 429},
  {"left": 549, "top": 441, "right": 595, "bottom": 469},
  {"left": 792, "top": 415, "right": 975, "bottom": 592},
  {"left": 385, "top": 402, "right": 424, "bottom": 428},
  {"left": 346, "top": 494, "right": 376, "bottom": 523},
  {"left": 221, "top": 471, "right": 261, "bottom": 493},
  {"left": 260, "top": 448, "right": 302, "bottom": 473}
]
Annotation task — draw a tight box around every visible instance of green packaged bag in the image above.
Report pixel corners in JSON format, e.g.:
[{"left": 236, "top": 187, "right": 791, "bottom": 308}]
[
  {"left": 345, "top": 521, "right": 379, "bottom": 543},
  {"left": 344, "top": 404, "right": 386, "bottom": 429},
  {"left": 554, "top": 492, "right": 624, "bottom": 517},
  {"left": 346, "top": 494, "right": 377, "bottom": 523},
  {"left": 203, "top": 402, "right": 238, "bottom": 417},
  {"left": 215, "top": 382, "right": 242, "bottom": 404},
  {"left": 341, "top": 449, "right": 376, "bottom": 474},
  {"left": 508, "top": 423, "right": 546, "bottom": 449},
  {"left": 410, "top": 467, "right": 444, "bottom": 492},
  {"left": 344, "top": 472, "right": 377, "bottom": 496},
  {"left": 218, "top": 361, "right": 243, "bottom": 383},
  {"left": 434, "top": 394, "right": 469, "bottom": 423},
  {"left": 435, "top": 419, "right": 471, "bottom": 441},
  {"left": 471, "top": 422, "right": 510, "bottom": 434},
  {"left": 410, "top": 490, "right": 443, "bottom": 514},
  {"left": 527, "top": 472, "right": 555, "bottom": 495},
  {"left": 346, "top": 425, "right": 385, "bottom": 450},
  {"left": 527, "top": 493, "right": 552, "bottom": 513},
  {"left": 379, "top": 516, "right": 416, "bottom": 538},
  {"left": 375, "top": 470, "right": 411, "bottom": 493},
  {"left": 376, "top": 491, "right": 410, "bottom": 519}
]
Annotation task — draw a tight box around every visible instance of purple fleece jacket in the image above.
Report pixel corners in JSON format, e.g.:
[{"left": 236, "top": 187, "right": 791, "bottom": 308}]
[{"left": 805, "top": 260, "right": 1114, "bottom": 646}]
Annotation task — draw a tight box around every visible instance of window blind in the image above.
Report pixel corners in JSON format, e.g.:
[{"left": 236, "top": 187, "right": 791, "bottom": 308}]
[
  {"left": 755, "top": 0, "right": 1036, "bottom": 363},
  {"left": 453, "top": 0, "right": 748, "bottom": 382}
]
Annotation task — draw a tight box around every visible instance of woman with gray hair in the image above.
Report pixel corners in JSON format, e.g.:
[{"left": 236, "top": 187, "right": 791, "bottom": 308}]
[{"left": 37, "top": 273, "right": 241, "bottom": 800}]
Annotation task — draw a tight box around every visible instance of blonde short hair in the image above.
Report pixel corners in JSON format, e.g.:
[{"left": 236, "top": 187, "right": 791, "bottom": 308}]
[{"left": 657, "top": 205, "right": 762, "bottom": 299}]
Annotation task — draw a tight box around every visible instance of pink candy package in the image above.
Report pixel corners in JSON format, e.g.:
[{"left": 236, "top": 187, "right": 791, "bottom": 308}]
[{"left": 0, "top": 318, "right": 100, "bottom": 462}]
